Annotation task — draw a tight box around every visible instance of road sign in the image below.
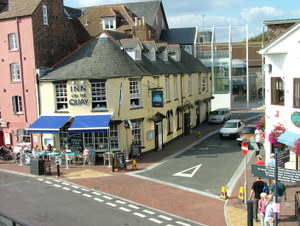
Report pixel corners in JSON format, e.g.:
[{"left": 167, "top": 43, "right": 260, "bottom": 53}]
[{"left": 241, "top": 141, "right": 248, "bottom": 155}]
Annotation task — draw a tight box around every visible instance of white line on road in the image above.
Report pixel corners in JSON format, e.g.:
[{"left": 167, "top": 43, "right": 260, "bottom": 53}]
[
  {"left": 45, "top": 181, "right": 53, "bottom": 184},
  {"left": 143, "top": 210, "right": 155, "bottom": 215},
  {"left": 119, "top": 207, "right": 131, "bottom": 212},
  {"left": 62, "top": 187, "right": 70, "bottom": 191},
  {"left": 158, "top": 215, "right": 172, "bottom": 221},
  {"left": 128, "top": 204, "right": 140, "bottom": 209},
  {"left": 82, "top": 194, "right": 92, "bottom": 198},
  {"left": 53, "top": 184, "right": 61, "bottom": 188},
  {"left": 72, "top": 190, "right": 81, "bottom": 194},
  {"left": 116, "top": 200, "right": 126, "bottom": 204},
  {"left": 103, "top": 195, "right": 113, "bottom": 200},
  {"left": 92, "top": 192, "right": 101, "bottom": 196},
  {"left": 133, "top": 212, "right": 146, "bottom": 218},
  {"left": 106, "top": 202, "right": 117, "bottom": 207},
  {"left": 149, "top": 218, "right": 163, "bottom": 224},
  {"left": 94, "top": 198, "right": 104, "bottom": 202},
  {"left": 62, "top": 182, "right": 70, "bottom": 186},
  {"left": 176, "top": 221, "right": 191, "bottom": 226}
]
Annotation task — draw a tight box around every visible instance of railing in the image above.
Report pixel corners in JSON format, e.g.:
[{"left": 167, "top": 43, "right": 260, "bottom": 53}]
[
  {"left": 0, "top": 212, "right": 29, "bottom": 226},
  {"left": 295, "top": 191, "right": 300, "bottom": 222}
]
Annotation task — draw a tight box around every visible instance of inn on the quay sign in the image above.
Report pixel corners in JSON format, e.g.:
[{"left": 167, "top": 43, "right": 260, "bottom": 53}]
[
  {"left": 69, "top": 81, "right": 89, "bottom": 106},
  {"left": 291, "top": 111, "right": 300, "bottom": 128}
]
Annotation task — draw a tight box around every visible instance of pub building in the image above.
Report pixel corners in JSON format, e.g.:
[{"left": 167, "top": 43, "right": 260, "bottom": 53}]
[{"left": 26, "top": 33, "right": 212, "bottom": 160}]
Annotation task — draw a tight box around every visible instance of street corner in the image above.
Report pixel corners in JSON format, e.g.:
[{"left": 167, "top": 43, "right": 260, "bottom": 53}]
[{"left": 63, "top": 169, "right": 112, "bottom": 179}]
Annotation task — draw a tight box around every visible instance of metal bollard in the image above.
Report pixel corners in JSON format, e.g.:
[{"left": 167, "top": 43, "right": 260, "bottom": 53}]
[
  {"left": 56, "top": 161, "right": 60, "bottom": 177},
  {"left": 247, "top": 200, "right": 253, "bottom": 226}
]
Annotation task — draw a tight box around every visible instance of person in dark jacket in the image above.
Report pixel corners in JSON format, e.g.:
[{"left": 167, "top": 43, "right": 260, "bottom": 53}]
[{"left": 249, "top": 177, "right": 265, "bottom": 222}]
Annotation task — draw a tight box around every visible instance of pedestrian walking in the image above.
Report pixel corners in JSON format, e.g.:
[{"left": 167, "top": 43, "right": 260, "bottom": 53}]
[
  {"left": 269, "top": 180, "right": 286, "bottom": 220},
  {"left": 267, "top": 153, "right": 275, "bottom": 186},
  {"left": 256, "top": 155, "right": 265, "bottom": 165},
  {"left": 259, "top": 192, "right": 268, "bottom": 226},
  {"left": 255, "top": 128, "right": 262, "bottom": 155},
  {"left": 264, "top": 194, "right": 275, "bottom": 226},
  {"left": 249, "top": 177, "right": 265, "bottom": 222}
]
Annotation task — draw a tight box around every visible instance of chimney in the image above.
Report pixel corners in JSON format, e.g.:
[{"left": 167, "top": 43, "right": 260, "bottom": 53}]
[
  {"left": 142, "top": 16, "right": 145, "bottom": 25},
  {"left": 134, "top": 17, "right": 138, "bottom": 26}
]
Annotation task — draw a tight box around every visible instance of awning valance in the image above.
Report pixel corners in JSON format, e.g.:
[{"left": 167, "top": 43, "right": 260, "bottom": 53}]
[
  {"left": 68, "top": 114, "right": 112, "bottom": 133},
  {"left": 278, "top": 131, "right": 300, "bottom": 147},
  {"left": 26, "top": 115, "right": 71, "bottom": 134}
]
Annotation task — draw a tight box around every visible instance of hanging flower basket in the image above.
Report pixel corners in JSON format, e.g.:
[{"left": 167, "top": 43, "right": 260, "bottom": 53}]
[
  {"left": 268, "top": 123, "right": 285, "bottom": 148},
  {"left": 256, "top": 115, "right": 265, "bottom": 131},
  {"left": 294, "top": 138, "right": 300, "bottom": 156}
]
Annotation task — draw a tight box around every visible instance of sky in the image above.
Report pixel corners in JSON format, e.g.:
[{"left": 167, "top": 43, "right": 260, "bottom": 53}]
[{"left": 64, "top": 0, "right": 300, "bottom": 42}]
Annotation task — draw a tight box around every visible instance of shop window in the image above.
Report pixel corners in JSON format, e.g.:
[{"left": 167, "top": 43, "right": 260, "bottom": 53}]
[
  {"left": 10, "top": 63, "right": 20, "bottom": 81},
  {"left": 110, "top": 124, "right": 119, "bottom": 149},
  {"left": 8, "top": 33, "right": 18, "bottom": 50},
  {"left": 294, "top": 78, "right": 300, "bottom": 108},
  {"left": 131, "top": 121, "right": 143, "bottom": 145},
  {"left": 17, "top": 129, "right": 30, "bottom": 143},
  {"left": 271, "top": 77, "right": 284, "bottom": 105},
  {"left": 55, "top": 83, "right": 68, "bottom": 111},
  {"left": 12, "top": 96, "right": 22, "bottom": 113},
  {"left": 91, "top": 81, "right": 107, "bottom": 110},
  {"left": 129, "top": 79, "right": 141, "bottom": 108}
]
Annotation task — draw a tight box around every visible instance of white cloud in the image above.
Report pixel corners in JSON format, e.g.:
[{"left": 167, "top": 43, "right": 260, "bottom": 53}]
[
  {"left": 291, "top": 9, "right": 300, "bottom": 17},
  {"left": 240, "top": 7, "right": 284, "bottom": 23}
]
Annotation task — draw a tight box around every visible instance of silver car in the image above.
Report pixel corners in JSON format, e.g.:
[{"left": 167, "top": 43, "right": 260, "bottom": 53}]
[
  {"left": 219, "top": 119, "right": 245, "bottom": 139},
  {"left": 208, "top": 108, "right": 231, "bottom": 124}
]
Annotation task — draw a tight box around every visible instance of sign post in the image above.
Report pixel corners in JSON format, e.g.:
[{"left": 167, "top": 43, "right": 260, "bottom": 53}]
[{"left": 242, "top": 141, "right": 249, "bottom": 204}]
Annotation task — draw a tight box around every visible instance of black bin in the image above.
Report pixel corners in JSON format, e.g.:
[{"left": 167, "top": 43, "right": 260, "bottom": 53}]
[{"left": 30, "top": 159, "right": 45, "bottom": 175}]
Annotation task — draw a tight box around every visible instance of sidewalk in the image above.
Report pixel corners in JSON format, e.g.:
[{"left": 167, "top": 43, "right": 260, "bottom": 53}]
[{"left": 0, "top": 111, "right": 299, "bottom": 225}]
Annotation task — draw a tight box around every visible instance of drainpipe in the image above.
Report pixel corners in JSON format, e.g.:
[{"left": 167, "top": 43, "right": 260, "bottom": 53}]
[{"left": 16, "top": 17, "right": 28, "bottom": 123}]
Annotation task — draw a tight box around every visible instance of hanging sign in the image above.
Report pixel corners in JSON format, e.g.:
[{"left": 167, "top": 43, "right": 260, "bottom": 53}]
[{"left": 291, "top": 111, "right": 300, "bottom": 128}]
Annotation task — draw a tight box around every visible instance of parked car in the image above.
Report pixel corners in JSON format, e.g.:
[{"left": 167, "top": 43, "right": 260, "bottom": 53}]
[
  {"left": 219, "top": 119, "right": 245, "bottom": 139},
  {"left": 236, "top": 124, "right": 257, "bottom": 144},
  {"left": 208, "top": 108, "right": 231, "bottom": 124}
]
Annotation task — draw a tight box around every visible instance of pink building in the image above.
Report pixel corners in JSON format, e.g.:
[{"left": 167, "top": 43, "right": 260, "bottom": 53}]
[{"left": 0, "top": 0, "right": 81, "bottom": 147}]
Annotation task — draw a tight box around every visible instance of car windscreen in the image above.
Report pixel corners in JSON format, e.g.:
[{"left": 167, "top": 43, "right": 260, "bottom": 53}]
[
  {"left": 223, "top": 122, "right": 237, "bottom": 128},
  {"left": 242, "top": 127, "right": 256, "bottom": 134},
  {"left": 210, "top": 110, "right": 224, "bottom": 116}
]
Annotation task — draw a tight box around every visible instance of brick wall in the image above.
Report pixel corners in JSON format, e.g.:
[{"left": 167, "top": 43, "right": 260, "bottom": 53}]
[{"left": 32, "top": 0, "right": 78, "bottom": 67}]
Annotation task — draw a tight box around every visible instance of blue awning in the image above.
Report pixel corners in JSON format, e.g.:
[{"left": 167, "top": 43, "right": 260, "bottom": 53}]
[
  {"left": 68, "top": 114, "right": 112, "bottom": 133},
  {"left": 278, "top": 131, "right": 300, "bottom": 147},
  {"left": 26, "top": 115, "right": 71, "bottom": 134}
]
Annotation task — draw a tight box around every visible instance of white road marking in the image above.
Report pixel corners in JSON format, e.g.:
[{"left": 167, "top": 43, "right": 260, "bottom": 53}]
[
  {"left": 106, "top": 202, "right": 117, "bottom": 207},
  {"left": 176, "top": 221, "right": 191, "bottom": 226},
  {"left": 92, "top": 192, "right": 101, "bottom": 196},
  {"left": 116, "top": 200, "right": 126, "bottom": 204},
  {"left": 173, "top": 164, "right": 202, "bottom": 178},
  {"left": 149, "top": 218, "right": 163, "bottom": 224},
  {"left": 82, "top": 194, "right": 92, "bottom": 198},
  {"left": 143, "top": 210, "right": 155, "bottom": 215},
  {"left": 71, "top": 185, "right": 79, "bottom": 189},
  {"left": 53, "top": 184, "right": 61, "bottom": 188},
  {"left": 37, "top": 179, "right": 44, "bottom": 182},
  {"left": 80, "top": 188, "right": 89, "bottom": 192},
  {"left": 158, "top": 215, "right": 172, "bottom": 221},
  {"left": 94, "top": 198, "right": 104, "bottom": 202},
  {"left": 103, "top": 195, "right": 113, "bottom": 200},
  {"left": 62, "top": 182, "right": 70, "bottom": 185},
  {"left": 72, "top": 190, "right": 81, "bottom": 194},
  {"left": 128, "top": 204, "right": 140, "bottom": 209},
  {"left": 54, "top": 180, "right": 61, "bottom": 183},
  {"left": 119, "top": 207, "right": 131, "bottom": 212},
  {"left": 45, "top": 181, "right": 52, "bottom": 184},
  {"left": 133, "top": 212, "right": 146, "bottom": 218},
  {"left": 62, "top": 187, "right": 70, "bottom": 191}
]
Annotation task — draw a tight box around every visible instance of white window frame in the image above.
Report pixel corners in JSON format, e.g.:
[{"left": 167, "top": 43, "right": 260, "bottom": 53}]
[
  {"left": 102, "top": 17, "right": 116, "bottom": 30},
  {"left": 110, "top": 124, "right": 119, "bottom": 150},
  {"left": 12, "top": 96, "right": 22, "bottom": 114},
  {"left": 135, "top": 49, "right": 141, "bottom": 60},
  {"left": 165, "top": 76, "right": 170, "bottom": 101},
  {"left": 10, "top": 63, "right": 20, "bottom": 81},
  {"left": 91, "top": 81, "right": 107, "bottom": 110},
  {"left": 131, "top": 121, "right": 143, "bottom": 145},
  {"left": 202, "top": 75, "right": 207, "bottom": 92},
  {"left": 8, "top": 33, "right": 18, "bottom": 50},
  {"left": 17, "top": 129, "right": 31, "bottom": 143},
  {"left": 173, "top": 75, "right": 178, "bottom": 99},
  {"left": 43, "top": 5, "right": 48, "bottom": 25},
  {"left": 130, "top": 79, "right": 141, "bottom": 108},
  {"left": 55, "top": 83, "right": 68, "bottom": 111}
]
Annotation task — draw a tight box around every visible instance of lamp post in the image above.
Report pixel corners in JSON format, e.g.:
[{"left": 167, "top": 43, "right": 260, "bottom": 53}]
[{"left": 274, "top": 147, "right": 279, "bottom": 226}]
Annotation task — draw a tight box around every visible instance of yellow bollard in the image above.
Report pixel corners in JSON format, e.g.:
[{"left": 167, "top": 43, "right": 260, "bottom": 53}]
[
  {"left": 238, "top": 187, "right": 244, "bottom": 202},
  {"left": 220, "top": 186, "right": 228, "bottom": 200},
  {"left": 197, "top": 131, "right": 202, "bottom": 138},
  {"left": 132, "top": 159, "right": 137, "bottom": 170}
]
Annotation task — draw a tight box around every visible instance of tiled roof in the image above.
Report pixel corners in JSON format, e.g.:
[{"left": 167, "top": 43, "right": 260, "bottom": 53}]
[
  {"left": 160, "top": 27, "right": 197, "bottom": 45},
  {"left": 64, "top": 6, "right": 82, "bottom": 19},
  {"left": 0, "top": 0, "right": 41, "bottom": 19},
  {"left": 40, "top": 34, "right": 209, "bottom": 81}
]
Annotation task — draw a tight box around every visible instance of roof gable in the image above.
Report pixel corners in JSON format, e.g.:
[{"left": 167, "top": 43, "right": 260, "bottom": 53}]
[{"left": 0, "top": 0, "right": 41, "bottom": 19}]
